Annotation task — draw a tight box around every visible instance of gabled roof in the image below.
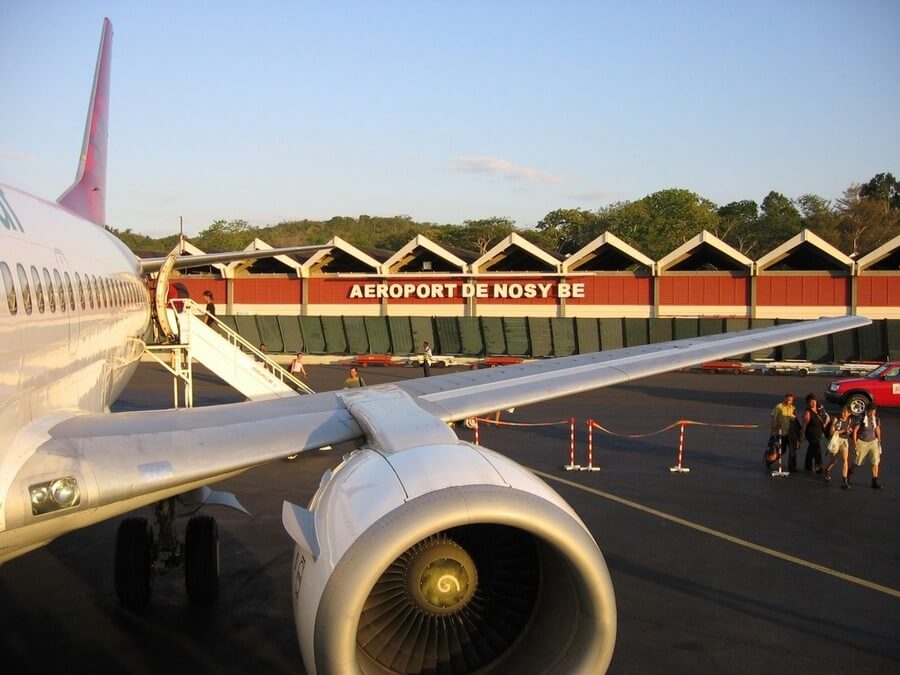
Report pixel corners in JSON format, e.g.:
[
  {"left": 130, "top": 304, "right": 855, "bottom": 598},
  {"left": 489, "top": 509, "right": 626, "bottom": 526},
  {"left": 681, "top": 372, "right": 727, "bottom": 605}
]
[
  {"left": 657, "top": 230, "right": 752, "bottom": 273},
  {"left": 177, "top": 240, "right": 228, "bottom": 275},
  {"left": 384, "top": 234, "right": 472, "bottom": 273},
  {"left": 301, "top": 236, "right": 383, "bottom": 274},
  {"left": 225, "top": 238, "right": 302, "bottom": 275},
  {"left": 757, "top": 229, "right": 854, "bottom": 272},
  {"left": 472, "top": 232, "right": 561, "bottom": 273},
  {"left": 563, "top": 231, "right": 654, "bottom": 273},
  {"left": 856, "top": 232, "right": 900, "bottom": 272}
]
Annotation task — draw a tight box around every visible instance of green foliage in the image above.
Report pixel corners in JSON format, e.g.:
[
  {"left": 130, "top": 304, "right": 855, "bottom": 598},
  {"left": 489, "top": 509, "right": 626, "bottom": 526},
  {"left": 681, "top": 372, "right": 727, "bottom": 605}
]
[
  {"left": 431, "top": 217, "right": 515, "bottom": 254},
  {"left": 591, "top": 190, "right": 718, "bottom": 260},
  {"left": 195, "top": 219, "right": 256, "bottom": 251},
  {"left": 537, "top": 208, "right": 604, "bottom": 254},
  {"left": 716, "top": 200, "right": 759, "bottom": 255},
  {"left": 113, "top": 171, "right": 899, "bottom": 262},
  {"left": 859, "top": 172, "right": 900, "bottom": 209}
]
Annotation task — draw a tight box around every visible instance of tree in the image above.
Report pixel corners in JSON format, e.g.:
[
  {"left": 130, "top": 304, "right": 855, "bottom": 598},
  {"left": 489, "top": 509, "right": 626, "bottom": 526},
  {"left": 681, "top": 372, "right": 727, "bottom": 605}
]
[
  {"left": 536, "top": 208, "right": 604, "bottom": 254},
  {"left": 835, "top": 185, "right": 900, "bottom": 255},
  {"left": 194, "top": 219, "right": 256, "bottom": 251},
  {"left": 715, "top": 200, "right": 759, "bottom": 255},
  {"left": 753, "top": 191, "right": 803, "bottom": 253},
  {"left": 796, "top": 194, "right": 840, "bottom": 244},
  {"left": 598, "top": 189, "right": 718, "bottom": 260},
  {"left": 859, "top": 172, "right": 900, "bottom": 209},
  {"left": 432, "top": 217, "right": 515, "bottom": 254}
]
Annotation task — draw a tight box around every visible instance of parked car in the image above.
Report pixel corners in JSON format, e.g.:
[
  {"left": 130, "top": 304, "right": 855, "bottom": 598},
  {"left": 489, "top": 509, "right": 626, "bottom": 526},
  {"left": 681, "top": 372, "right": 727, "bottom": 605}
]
[{"left": 825, "top": 361, "right": 900, "bottom": 414}]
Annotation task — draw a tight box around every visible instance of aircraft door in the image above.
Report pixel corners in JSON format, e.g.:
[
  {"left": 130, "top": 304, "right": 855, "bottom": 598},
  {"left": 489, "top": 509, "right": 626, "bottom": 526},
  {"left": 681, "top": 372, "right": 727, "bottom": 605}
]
[{"left": 54, "top": 250, "right": 79, "bottom": 355}]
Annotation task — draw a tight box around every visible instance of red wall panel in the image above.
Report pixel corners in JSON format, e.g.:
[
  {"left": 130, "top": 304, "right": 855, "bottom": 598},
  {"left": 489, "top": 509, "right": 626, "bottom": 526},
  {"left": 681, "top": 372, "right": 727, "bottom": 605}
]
[
  {"left": 857, "top": 276, "right": 900, "bottom": 306},
  {"left": 658, "top": 276, "right": 749, "bottom": 306},
  {"left": 566, "top": 275, "right": 652, "bottom": 305},
  {"left": 756, "top": 275, "right": 849, "bottom": 306},
  {"left": 307, "top": 277, "right": 379, "bottom": 305},
  {"left": 233, "top": 277, "right": 300, "bottom": 304}
]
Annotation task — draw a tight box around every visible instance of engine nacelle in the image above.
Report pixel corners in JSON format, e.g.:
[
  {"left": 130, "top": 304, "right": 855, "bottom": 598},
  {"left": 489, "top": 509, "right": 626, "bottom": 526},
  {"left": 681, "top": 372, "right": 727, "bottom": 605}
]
[{"left": 284, "top": 440, "right": 617, "bottom": 674}]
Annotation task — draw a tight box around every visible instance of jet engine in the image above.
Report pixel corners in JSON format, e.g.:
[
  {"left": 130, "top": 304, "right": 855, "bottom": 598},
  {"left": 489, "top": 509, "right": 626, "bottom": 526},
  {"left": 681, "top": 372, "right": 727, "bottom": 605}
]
[{"left": 283, "top": 440, "right": 617, "bottom": 674}]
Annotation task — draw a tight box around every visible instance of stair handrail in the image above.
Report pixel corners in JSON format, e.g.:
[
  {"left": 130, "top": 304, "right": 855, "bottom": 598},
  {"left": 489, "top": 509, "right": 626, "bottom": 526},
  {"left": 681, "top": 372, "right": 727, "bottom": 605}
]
[{"left": 171, "top": 299, "right": 315, "bottom": 395}]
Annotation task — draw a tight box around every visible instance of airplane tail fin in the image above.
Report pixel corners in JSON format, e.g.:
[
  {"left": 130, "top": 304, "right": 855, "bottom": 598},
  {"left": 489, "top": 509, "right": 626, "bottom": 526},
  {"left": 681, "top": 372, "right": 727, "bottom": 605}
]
[{"left": 57, "top": 18, "right": 113, "bottom": 227}]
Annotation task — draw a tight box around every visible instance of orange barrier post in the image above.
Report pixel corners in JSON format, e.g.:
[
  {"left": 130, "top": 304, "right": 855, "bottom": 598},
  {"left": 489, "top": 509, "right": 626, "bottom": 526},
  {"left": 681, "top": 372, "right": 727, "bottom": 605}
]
[
  {"left": 669, "top": 420, "right": 691, "bottom": 474},
  {"left": 564, "top": 417, "right": 581, "bottom": 471},
  {"left": 581, "top": 419, "right": 601, "bottom": 472},
  {"left": 473, "top": 416, "right": 480, "bottom": 445}
]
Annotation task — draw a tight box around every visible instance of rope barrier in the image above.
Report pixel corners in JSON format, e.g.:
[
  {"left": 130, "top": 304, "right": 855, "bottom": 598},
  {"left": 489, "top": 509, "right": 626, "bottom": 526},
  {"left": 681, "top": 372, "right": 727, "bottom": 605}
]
[
  {"left": 588, "top": 418, "right": 762, "bottom": 475},
  {"left": 469, "top": 414, "right": 765, "bottom": 476}
]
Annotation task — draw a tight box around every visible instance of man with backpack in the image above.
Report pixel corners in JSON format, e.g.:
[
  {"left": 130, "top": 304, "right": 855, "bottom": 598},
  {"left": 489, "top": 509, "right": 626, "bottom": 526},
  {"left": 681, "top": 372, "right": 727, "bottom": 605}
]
[{"left": 851, "top": 404, "right": 883, "bottom": 489}]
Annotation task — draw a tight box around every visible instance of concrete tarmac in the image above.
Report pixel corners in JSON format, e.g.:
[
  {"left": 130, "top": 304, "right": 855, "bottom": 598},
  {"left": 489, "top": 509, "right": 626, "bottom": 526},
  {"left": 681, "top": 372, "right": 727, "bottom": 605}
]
[{"left": 1, "top": 363, "right": 898, "bottom": 674}]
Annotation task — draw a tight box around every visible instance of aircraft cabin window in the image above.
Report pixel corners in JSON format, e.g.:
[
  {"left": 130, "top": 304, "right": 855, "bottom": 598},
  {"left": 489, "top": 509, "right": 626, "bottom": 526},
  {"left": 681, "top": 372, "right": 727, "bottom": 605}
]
[
  {"left": 1, "top": 261, "right": 16, "bottom": 315},
  {"left": 91, "top": 276, "right": 100, "bottom": 308},
  {"left": 30, "top": 266, "right": 45, "bottom": 314},
  {"left": 16, "top": 264, "right": 32, "bottom": 315},
  {"left": 42, "top": 268, "right": 56, "bottom": 313},
  {"left": 53, "top": 269, "right": 66, "bottom": 313},
  {"left": 75, "top": 272, "right": 86, "bottom": 309},
  {"left": 84, "top": 274, "right": 93, "bottom": 309},
  {"left": 64, "top": 272, "right": 75, "bottom": 311}
]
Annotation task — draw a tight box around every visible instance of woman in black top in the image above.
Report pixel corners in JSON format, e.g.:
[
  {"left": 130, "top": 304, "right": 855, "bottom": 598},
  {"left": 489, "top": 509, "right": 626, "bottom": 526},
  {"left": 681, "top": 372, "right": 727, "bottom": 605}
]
[{"left": 801, "top": 393, "right": 828, "bottom": 473}]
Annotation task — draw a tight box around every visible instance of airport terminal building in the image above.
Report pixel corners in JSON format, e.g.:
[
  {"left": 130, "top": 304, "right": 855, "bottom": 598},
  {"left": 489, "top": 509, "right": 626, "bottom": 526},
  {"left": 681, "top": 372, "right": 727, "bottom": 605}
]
[{"left": 155, "top": 229, "right": 900, "bottom": 360}]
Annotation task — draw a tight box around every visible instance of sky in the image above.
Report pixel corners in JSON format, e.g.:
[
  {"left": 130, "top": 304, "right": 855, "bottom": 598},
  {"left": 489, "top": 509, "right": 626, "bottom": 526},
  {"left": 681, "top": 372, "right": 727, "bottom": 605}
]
[{"left": 2, "top": 1, "right": 899, "bottom": 238}]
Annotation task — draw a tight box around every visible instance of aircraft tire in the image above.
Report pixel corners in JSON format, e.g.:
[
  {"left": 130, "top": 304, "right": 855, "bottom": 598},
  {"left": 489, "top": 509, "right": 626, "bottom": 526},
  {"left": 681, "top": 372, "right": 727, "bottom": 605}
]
[
  {"left": 114, "top": 517, "right": 155, "bottom": 607},
  {"left": 185, "top": 515, "right": 219, "bottom": 604}
]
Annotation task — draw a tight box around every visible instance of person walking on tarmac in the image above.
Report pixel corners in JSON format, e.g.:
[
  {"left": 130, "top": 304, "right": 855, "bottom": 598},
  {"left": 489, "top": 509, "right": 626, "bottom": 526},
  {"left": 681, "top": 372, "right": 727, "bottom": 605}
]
[
  {"left": 344, "top": 366, "right": 366, "bottom": 388},
  {"left": 824, "top": 407, "right": 853, "bottom": 489},
  {"left": 800, "top": 393, "right": 829, "bottom": 473},
  {"left": 767, "top": 393, "right": 796, "bottom": 471},
  {"left": 422, "top": 341, "right": 433, "bottom": 377},
  {"left": 851, "top": 404, "right": 883, "bottom": 489}
]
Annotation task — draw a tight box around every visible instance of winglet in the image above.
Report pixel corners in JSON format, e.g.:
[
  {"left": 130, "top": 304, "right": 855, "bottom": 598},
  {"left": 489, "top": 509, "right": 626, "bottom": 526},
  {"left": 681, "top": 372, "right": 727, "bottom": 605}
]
[{"left": 57, "top": 18, "right": 113, "bottom": 227}]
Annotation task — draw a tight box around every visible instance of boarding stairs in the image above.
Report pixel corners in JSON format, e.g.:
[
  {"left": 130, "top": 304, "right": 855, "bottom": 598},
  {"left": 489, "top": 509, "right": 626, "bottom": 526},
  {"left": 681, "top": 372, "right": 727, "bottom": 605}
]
[{"left": 146, "top": 300, "right": 313, "bottom": 406}]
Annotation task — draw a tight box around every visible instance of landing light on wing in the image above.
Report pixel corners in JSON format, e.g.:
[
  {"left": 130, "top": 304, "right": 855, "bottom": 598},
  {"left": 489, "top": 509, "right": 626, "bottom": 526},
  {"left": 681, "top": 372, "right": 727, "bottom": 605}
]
[{"left": 29, "top": 477, "right": 82, "bottom": 515}]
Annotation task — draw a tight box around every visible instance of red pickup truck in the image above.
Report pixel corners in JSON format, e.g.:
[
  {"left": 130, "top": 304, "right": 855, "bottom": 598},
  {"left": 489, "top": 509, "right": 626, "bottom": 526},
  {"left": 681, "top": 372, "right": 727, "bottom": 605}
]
[{"left": 825, "top": 362, "right": 900, "bottom": 414}]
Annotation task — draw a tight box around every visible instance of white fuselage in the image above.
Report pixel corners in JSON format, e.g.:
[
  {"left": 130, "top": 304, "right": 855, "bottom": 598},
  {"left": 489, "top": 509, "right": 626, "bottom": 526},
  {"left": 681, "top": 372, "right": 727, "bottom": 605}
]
[{"left": 0, "top": 182, "right": 150, "bottom": 530}]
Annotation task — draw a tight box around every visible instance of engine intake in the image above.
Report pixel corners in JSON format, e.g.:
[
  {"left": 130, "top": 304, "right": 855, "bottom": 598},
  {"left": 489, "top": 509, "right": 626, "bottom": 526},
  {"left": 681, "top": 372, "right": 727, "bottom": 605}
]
[{"left": 309, "top": 481, "right": 616, "bottom": 675}]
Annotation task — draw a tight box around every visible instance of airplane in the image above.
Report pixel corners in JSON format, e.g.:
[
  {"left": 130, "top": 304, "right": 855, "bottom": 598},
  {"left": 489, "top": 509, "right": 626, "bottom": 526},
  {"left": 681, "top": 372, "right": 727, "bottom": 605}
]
[{"left": 0, "top": 18, "right": 871, "bottom": 675}]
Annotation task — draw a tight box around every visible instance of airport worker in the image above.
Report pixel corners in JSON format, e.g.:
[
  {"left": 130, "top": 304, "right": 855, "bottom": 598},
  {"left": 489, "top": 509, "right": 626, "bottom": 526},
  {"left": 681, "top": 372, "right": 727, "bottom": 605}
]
[
  {"left": 850, "top": 404, "right": 883, "bottom": 489},
  {"left": 344, "top": 366, "right": 366, "bottom": 388},
  {"left": 800, "top": 394, "right": 829, "bottom": 473},
  {"left": 824, "top": 407, "right": 853, "bottom": 489},
  {"left": 289, "top": 352, "right": 308, "bottom": 378},
  {"left": 422, "top": 341, "right": 433, "bottom": 377},
  {"left": 766, "top": 393, "right": 796, "bottom": 470},
  {"left": 202, "top": 290, "right": 216, "bottom": 325}
]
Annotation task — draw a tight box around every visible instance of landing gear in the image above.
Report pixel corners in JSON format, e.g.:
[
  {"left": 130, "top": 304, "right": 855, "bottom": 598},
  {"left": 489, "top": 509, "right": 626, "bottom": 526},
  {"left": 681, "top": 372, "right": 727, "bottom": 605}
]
[
  {"left": 114, "top": 517, "right": 155, "bottom": 607},
  {"left": 113, "top": 499, "right": 220, "bottom": 607},
  {"left": 185, "top": 515, "right": 219, "bottom": 604}
]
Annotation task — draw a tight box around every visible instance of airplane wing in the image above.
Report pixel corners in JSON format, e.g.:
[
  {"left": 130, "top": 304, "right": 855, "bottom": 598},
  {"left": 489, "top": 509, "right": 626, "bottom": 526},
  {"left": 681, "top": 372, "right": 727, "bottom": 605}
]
[
  {"left": 397, "top": 315, "right": 873, "bottom": 422},
  {"left": 2, "top": 314, "right": 868, "bottom": 561},
  {"left": 137, "top": 244, "right": 330, "bottom": 274}
]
